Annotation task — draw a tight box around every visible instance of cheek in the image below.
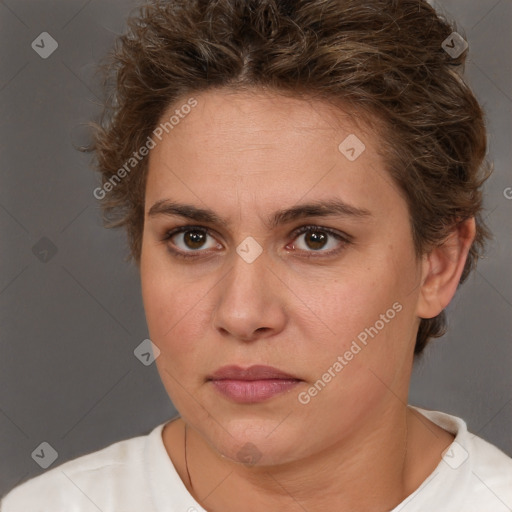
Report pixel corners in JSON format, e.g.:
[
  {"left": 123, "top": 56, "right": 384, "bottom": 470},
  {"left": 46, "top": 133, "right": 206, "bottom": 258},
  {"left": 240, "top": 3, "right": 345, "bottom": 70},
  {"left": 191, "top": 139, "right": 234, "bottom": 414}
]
[
  {"left": 140, "top": 248, "right": 199, "bottom": 355},
  {"left": 141, "top": 268, "right": 213, "bottom": 418},
  {"left": 143, "top": 279, "right": 206, "bottom": 356},
  {"left": 296, "top": 254, "right": 417, "bottom": 378},
  {"left": 294, "top": 261, "right": 397, "bottom": 335}
]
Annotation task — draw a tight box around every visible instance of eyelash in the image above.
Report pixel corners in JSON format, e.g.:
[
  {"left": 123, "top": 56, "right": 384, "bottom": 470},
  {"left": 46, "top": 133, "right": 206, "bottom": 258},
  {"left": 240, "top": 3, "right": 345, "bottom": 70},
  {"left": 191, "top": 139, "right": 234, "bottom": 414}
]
[{"left": 161, "top": 225, "right": 351, "bottom": 260}]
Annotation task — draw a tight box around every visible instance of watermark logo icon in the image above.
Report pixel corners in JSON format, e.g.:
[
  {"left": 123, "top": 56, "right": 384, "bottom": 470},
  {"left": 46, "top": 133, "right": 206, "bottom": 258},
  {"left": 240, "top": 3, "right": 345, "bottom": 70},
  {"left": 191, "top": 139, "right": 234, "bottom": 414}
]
[
  {"left": 338, "top": 134, "right": 366, "bottom": 161},
  {"left": 236, "top": 442, "right": 262, "bottom": 465},
  {"left": 134, "top": 339, "right": 161, "bottom": 366},
  {"left": 236, "top": 237, "right": 263, "bottom": 264},
  {"left": 32, "top": 237, "right": 58, "bottom": 263},
  {"left": 31, "top": 32, "right": 58, "bottom": 59},
  {"left": 442, "top": 32, "right": 468, "bottom": 59},
  {"left": 442, "top": 441, "right": 469, "bottom": 469},
  {"left": 31, "top": 442, "right": 58, "bottom": 469}
]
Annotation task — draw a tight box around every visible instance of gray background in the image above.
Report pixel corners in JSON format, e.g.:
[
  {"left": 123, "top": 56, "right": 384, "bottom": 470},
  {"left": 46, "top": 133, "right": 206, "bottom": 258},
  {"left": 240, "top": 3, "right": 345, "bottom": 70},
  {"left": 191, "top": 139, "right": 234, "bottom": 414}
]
[{"left": 0, "top": 0, "right": 511, "bottom": 498}]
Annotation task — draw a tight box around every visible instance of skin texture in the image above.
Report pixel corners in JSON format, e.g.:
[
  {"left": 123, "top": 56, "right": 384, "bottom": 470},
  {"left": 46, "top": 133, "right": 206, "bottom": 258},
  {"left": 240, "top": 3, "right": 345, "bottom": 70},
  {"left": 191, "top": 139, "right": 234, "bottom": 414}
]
[{"left": 139, "top": 88, "right": 475, "bottom": 511}]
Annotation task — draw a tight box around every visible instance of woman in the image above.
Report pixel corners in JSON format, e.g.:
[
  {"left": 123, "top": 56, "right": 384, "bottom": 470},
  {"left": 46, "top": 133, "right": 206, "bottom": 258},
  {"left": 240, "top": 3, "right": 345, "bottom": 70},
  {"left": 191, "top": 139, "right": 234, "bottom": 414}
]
[{"left": 3, "top": 0, "right": 511, "bottom": 510}]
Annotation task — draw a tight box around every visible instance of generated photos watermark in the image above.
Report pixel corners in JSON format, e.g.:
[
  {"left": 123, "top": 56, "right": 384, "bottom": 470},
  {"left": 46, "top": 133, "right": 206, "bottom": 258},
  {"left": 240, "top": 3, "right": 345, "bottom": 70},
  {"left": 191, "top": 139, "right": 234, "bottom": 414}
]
[
  {"left": 93, "top": 97, "right": 198, "bottom": 200},
  {"left": 298, "top": 301, "right": 403, "bottom": 405}
]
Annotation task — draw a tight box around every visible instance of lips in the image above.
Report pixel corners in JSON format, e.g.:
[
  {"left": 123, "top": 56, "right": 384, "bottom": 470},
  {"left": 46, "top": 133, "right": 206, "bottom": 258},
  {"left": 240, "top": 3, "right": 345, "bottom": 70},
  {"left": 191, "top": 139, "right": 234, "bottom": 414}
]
[
  {"left": 208, "top": 365, "right": 302, "bottom": 403},
  {"left": 208, "top": 364, "right": 299, "bottom": 381}
]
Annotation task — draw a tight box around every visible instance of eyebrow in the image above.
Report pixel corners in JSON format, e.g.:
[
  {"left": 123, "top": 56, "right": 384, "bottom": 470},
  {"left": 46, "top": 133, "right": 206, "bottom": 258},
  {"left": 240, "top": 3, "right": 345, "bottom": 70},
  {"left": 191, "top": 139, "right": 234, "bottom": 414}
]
[{"left": 147, "top": 198, "right": 372, "bottom": 229}]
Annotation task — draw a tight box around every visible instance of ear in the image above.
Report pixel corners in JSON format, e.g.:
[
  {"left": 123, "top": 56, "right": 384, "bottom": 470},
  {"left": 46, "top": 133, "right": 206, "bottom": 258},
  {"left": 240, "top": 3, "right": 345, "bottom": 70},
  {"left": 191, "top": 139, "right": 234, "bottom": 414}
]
[{"left": 416, "top": 218, "right": 476, "bottom": 319}]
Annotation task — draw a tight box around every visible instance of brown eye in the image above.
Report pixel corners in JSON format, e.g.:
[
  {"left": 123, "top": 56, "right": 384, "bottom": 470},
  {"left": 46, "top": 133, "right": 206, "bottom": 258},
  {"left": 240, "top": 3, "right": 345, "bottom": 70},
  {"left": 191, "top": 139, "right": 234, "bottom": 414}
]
[
  {"left": 289, "top": 226, "right": 350, "bottom": 256},
  {"left": 164, "top": 227, "right": 221, "bottom": 256},
  {"left": 183, "top": 230, "right": 207, "bottom": 250},
  {"left": 303, "top": 230, "right": 328, "bottom": 250}
]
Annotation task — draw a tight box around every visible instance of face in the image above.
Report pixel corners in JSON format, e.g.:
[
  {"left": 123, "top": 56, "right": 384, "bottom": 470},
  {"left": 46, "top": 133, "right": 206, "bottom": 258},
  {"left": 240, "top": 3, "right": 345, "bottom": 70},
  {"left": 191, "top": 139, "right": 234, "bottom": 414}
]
[{"left": 140, "top": 89, "right": 425, "bottom": 465}]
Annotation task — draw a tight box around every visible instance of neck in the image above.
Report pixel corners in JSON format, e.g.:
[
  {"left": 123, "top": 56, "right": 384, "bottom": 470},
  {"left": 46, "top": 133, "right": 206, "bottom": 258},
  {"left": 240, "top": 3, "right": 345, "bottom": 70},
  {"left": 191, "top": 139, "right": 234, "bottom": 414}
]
[{"left": 183, "top": 403, "right": 422, "bottom": 512}]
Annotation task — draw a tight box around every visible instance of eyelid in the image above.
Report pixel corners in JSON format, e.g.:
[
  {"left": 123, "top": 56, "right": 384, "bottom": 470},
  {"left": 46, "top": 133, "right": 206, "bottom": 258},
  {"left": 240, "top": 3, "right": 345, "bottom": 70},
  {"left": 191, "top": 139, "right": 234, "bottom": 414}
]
[
  {"left": 163, "top": 225, "right": 215, "bottom": 240},
  {"left": 290, "top": 224, "right": 352, "bottom": 243}
]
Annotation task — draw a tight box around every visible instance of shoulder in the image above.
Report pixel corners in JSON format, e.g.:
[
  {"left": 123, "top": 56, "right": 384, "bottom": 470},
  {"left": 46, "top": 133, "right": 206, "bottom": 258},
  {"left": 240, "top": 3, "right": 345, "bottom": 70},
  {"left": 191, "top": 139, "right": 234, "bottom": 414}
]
[
  {"left": 418, "top": 406, "right": 512, "bottom": 473},
  {"left": 461, "top": 430, "right": 512, "bottom": 506},
  {"left": 1, "top": 424, "right": 165, "bottom": 512},
  {"left": 411, "top": 406, "right": 512, "bottom": 510}
]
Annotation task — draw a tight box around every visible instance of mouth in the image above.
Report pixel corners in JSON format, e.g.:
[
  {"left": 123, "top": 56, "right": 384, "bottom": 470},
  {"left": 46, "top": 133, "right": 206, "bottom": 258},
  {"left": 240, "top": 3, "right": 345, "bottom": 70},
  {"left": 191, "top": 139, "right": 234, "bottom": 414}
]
[{"left": 207, "top": 365, "right": 302, "bottom": 403}]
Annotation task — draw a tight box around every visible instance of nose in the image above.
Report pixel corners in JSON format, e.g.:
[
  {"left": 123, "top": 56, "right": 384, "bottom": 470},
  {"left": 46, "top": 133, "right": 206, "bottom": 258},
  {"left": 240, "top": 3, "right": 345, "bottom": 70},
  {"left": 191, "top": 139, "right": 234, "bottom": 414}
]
[{"left": 212, "top": 249, "right": 287, "bottom": 342}]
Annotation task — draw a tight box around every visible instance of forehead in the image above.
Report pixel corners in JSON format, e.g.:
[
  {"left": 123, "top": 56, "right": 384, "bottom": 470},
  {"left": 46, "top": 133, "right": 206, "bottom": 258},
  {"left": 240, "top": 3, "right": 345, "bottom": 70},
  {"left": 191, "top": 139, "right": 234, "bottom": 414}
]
[
  {"left": 144, "top": 88, "right": 402, "bottom": 223},
  {"left": 156, "top": 88, "right": 376, "bottom": 150}
]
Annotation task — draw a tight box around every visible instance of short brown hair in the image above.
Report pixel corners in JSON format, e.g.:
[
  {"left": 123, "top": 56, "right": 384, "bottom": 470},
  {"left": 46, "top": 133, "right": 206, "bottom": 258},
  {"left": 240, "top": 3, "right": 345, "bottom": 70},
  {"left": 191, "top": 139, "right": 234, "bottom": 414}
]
[{"left": 87, "top": 0, "right": 492, "bottom": 354}]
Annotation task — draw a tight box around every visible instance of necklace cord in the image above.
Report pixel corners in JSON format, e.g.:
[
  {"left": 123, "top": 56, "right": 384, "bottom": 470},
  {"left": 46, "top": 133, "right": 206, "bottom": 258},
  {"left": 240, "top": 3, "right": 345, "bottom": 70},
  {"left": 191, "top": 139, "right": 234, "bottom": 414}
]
[{"left": 184, "top": 423, "right": 194, "bottom": 493}]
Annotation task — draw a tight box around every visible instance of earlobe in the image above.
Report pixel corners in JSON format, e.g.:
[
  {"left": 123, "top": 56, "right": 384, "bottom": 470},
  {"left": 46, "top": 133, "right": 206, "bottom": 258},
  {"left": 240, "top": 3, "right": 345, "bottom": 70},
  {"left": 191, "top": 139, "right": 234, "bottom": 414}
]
[{"left": 416, "top": 218, "right": 476, "bottom": 320}]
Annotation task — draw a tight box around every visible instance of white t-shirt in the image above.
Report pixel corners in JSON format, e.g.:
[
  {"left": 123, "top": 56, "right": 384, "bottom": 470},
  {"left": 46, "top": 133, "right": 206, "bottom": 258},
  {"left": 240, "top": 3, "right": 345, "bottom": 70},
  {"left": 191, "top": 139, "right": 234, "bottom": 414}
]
[{"left": 2, "top": 406, "right": 512, "bottom": 512}]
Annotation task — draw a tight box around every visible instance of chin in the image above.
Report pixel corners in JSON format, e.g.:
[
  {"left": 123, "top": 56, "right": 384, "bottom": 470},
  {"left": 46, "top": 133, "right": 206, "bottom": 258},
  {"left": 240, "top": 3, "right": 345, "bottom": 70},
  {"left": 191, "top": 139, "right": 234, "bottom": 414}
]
[{"left": 206, "top": 417, "right": 308, "bottom": 467}]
